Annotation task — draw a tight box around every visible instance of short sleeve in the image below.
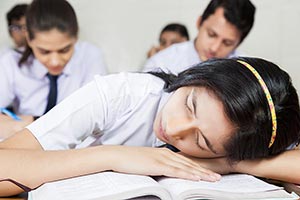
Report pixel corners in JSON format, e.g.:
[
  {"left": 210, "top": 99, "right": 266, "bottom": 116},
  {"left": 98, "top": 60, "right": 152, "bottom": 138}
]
[
  {"left": 27, "top": 77, "right": 107, "bottom": 150},
  {"left": 27, "top": 73, "right": 165, "bottom": 150}
]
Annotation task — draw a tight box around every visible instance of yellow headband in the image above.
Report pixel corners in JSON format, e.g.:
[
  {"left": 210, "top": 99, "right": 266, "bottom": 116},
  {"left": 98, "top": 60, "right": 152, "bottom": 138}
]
[{"left": 237, "top": 60, "right": 277, "bottom": 148}]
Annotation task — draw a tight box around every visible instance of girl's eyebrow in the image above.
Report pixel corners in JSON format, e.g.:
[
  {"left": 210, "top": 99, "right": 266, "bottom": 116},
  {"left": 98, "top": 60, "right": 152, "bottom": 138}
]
[
  {"left": 36, "top": 43, "right": 72, "bottom": 52},
  {"left": 191, "top": 89, "right": 198, "bottom": 118}
]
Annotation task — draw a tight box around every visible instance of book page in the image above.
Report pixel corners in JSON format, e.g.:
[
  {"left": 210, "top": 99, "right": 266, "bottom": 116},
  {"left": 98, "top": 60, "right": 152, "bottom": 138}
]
[
  {"left": 30, "top": 172, "right": 171, "bottom": 200},
  {"left": 157, "top": 174, "right": 297, "bottom": 200}
]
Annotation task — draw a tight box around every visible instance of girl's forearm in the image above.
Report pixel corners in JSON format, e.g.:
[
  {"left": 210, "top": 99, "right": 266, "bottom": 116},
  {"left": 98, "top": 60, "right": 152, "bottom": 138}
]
[
  {"left": 0, "top": 146, "right": 111, "bottom": 196},
  {"left": 0, "top": 145, "right": 222, "bottom": 197},
  {"left": 234, "top": 150, "right": 300, "bottom": 184},
  {"left": 0, "top": 129, "right": 223, "bottom": 197}
]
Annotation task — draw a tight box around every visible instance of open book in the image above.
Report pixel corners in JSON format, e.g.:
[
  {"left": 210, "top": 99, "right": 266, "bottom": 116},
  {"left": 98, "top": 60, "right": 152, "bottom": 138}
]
[{"left": 28, "top": 172, "right": 299, "bottom": 200}]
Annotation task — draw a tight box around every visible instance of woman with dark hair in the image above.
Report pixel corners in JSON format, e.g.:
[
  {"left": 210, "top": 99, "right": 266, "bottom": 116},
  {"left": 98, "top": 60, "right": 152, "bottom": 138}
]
[
  {"left": 0, "top": 0, "right": 107, "bottom": 139},
  {"left": 0, "top": 57, "right": 299, "bottom": 197},
  {"left": 147, "top": 23, "right": 189, "bottom": 58}
]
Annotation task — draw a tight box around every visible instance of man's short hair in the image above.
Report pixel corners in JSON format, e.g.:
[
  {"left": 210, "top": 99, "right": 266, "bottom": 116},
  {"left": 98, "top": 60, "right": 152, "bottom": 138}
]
[
  {"left": 200, "top": 0, "right": 256, "bottom": 43},
  {"left": 6, "top": 4, "right": 28, "bottom": 26}
]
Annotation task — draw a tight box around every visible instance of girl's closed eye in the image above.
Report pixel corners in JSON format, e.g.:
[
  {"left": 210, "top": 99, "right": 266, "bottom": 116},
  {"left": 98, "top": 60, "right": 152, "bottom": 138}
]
[
  {"left": 39, "top": 49, "right": 50, "bottom": 55},
  {"left": 195, "top": 131, "right": 205, "bottom": 151},
  {"left": 59, "top": 46, "right": 71, "bottom": 54}
]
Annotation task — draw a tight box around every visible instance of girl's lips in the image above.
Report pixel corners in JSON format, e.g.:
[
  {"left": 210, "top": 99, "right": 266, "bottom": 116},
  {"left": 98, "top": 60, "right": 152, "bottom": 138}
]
[
  {"left": 48, "top": 66, "right": 64, "bottom": 75},
  {"left": 205, "top": 52, "right": 215, "bottom": 60}
]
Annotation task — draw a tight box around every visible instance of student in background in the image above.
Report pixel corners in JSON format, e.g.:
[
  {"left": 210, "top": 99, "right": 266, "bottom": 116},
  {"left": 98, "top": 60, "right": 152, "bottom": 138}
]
[
  {"left": 0, "top": 57, "right": 299, "bottom": 196},
  {"left": 143, "top": 0, "right": 255, "bottom": 73},
  {"left": 147, "top": 23, "right": 189, "bottom": 58},
  {"left": 1, "top": 4, "right": 29, "bottom": 115},
  {"left": 0, "top": 0, "right": 107, "bottom": 139},
  {"left": 6, "top": 3, "right": 28, "bottom": 53}
]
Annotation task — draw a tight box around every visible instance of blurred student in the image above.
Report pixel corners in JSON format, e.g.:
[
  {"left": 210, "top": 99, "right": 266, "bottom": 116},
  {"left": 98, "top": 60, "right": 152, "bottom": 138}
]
[
  {"left": 147, "top": 23, "right": 189, "bottom": 58},
  {"left": 0, "top": 0, "right": 107, "bottom": 139},
  {"left": 1, "top": 4, "right": 28, "bottom": 54},
  {"left": 143, "top": 0, "right": 255, "bottom": 74}
]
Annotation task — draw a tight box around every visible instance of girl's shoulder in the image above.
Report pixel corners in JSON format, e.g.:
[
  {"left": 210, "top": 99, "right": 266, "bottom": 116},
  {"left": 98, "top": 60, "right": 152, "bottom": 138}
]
[{"left": 93, "top": 72, "right": 165, "bottom": 99}]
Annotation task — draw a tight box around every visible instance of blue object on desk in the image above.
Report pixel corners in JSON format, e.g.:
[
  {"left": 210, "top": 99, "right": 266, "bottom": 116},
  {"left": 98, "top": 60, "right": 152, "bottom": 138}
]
[{"left": 0, "top": 107, "right": 21, "bottom": 121}]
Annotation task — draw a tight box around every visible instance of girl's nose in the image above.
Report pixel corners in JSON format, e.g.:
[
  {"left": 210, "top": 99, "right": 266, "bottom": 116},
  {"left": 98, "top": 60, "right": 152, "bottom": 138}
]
[
  {"left": 49, "top": 54, "right": 60, "bottom": 66},
  {"left": 166, "top": 118, "right": 196, "bottom": 140}
]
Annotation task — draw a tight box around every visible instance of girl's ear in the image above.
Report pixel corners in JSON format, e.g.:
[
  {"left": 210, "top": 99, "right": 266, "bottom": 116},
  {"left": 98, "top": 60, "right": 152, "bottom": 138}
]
[{"left": 196, "top": 16, "right": 203, "bottom": 30}]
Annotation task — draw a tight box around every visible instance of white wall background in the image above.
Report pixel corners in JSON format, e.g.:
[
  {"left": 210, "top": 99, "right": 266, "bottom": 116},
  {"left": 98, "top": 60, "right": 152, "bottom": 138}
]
[{"left": 0, "top": 0, "right": 300, "bottom": 92}]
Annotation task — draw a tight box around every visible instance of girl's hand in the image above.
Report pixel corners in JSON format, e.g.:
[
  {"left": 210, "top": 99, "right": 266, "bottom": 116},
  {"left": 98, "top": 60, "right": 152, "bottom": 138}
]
[
  {"left": 0, "top": 114, "right": 33, "bottom": 139},
  {"left": 179, "top": 153, "right": 235, "bottom": 175},
  {"left": 147, "top": 46, "right": 159, "bottom": 58},
  {"left": 105, "top": 146, "right": 221, "bottom": 182}
]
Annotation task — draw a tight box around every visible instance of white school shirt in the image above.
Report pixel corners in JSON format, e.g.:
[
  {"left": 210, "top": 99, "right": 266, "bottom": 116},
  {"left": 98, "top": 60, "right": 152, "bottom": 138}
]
[
  {"left": 27, "top": 73, "right": 169, "bottom": 150},
  {"left": 143, "top": 41, "right": 240, "bottom": 74},
  {"left": 0, "top": 41, "right": 107, "bottom": 116}
]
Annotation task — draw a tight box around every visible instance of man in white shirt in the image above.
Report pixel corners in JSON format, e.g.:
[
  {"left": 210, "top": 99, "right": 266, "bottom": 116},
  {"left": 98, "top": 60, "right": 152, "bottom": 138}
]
[{"left": 143, "top": 0, "right": 256, "bottom": 74}]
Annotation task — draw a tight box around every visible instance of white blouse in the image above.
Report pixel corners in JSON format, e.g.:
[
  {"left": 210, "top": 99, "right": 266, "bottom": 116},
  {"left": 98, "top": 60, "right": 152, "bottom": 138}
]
[
  {"left": 27, "top": 73, "right": 169, "bottom": 150},
  {"left": 0, "top": 41, "right": 107, "bottom": 116}
]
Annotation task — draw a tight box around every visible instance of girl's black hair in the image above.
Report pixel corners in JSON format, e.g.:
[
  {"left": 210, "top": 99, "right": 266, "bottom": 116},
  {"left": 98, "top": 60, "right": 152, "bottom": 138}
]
[
  {"left": 150, "top": 57, "right": 300, "bottom": 161},
  {"left": 19, "top": 0, "right": 78, "bottom": 66}
]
